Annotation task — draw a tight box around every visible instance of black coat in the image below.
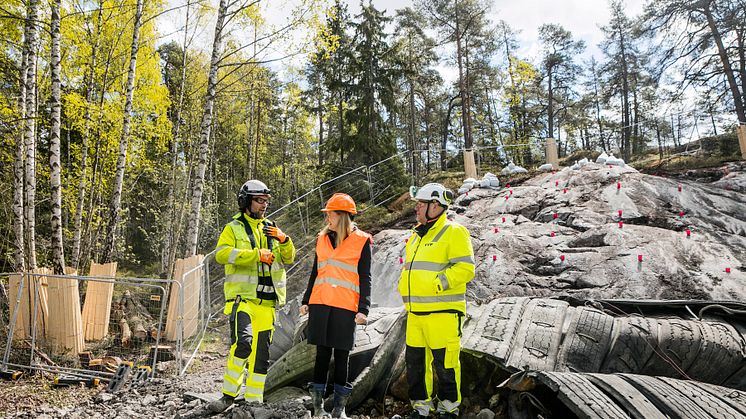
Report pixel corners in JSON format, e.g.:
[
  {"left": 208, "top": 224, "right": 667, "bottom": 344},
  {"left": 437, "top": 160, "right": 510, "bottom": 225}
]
[{"left": 302, "top": 231, "right": 372, "bottom": 350}]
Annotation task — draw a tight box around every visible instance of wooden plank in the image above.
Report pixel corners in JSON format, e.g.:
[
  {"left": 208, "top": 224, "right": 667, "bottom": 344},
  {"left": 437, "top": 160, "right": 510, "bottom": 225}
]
[
  {"left": 46, "top": 268, "right": 84, "bottom": 355},
  {"left": 182, "top": 255, "right": 204, "bottom": 340},
  {"left": 81, "top": 262, "right": 117, "bottom": 341},
  {"left": 165, "top": 255, "right": 203, "bottom": 341},
  {"left": 9, "top": 269, "right": 50, "bottom": 340}
]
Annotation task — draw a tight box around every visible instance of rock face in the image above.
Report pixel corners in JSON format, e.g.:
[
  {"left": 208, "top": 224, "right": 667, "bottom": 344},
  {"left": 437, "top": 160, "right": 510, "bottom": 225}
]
[{"left": 371, "top": 162, "right": 746, "bottom": 307}]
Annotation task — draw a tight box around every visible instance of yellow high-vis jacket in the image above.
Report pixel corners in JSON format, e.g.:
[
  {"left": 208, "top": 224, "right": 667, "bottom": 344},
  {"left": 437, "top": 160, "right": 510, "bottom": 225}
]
[
  {"left": 398, "top": 213, "right": 475, "bottom": 314},
  {"left": 216, "top": 213, "right": 296, "bottom": 309}
]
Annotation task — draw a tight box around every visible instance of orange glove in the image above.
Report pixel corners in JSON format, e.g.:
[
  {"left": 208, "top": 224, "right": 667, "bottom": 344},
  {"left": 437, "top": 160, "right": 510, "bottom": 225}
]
[
  {"left": 263, "top": 225, "right": 288, "bottom": 243},
  {"left": 258, "top": 249, "right": 275, "bottom": 265}
]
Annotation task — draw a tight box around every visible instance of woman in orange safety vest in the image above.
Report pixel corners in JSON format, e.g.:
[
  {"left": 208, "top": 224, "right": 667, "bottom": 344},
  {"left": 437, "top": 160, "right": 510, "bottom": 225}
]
[{"left": 300, "top": 193, "right": 372, "bottom": 419}]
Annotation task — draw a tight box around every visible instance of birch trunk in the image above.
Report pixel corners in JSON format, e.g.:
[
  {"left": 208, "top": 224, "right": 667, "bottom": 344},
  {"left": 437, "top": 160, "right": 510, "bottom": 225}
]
[
  {"left": 13, "top": 30, "right": 28, "bottom": 272},
  {"left": 184, "top": 0, "right": 228, "bottom": 256},
  {"left": 50, "top": 0, "right": 65, "bottom": 274},
  {"left": 102, "top": 0, "right": 144, "bottom": 262},
  {"left": 24, "top": 0, "right": 40, "bottom": 269},
  {"left": 71, "top": 0, "right": 103, "bottom": 270}
]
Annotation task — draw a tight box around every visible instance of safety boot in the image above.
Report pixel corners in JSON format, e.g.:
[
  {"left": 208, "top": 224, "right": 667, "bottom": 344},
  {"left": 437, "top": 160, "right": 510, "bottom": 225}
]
[
  {"left": 207, "top": 394, "right": 235, "bottom": 413},
  {"left": 331, "top": 383, "right": 353, "bottom": 418},
  {"left": 310, "top": 383, "right": 329, "bottom": 417}
]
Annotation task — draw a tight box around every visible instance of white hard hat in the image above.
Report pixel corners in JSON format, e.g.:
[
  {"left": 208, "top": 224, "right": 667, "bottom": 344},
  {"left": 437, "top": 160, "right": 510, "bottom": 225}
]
[
  {"left": 238, "top": 179, "right": 271, "bottom": 209},
  {"left": 409, "top": 183, "right": 454, "bottom": 206}
]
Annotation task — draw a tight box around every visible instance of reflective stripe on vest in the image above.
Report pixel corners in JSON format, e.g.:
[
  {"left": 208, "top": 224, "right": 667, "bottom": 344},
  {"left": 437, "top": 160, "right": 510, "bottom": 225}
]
[{"left": 310, "top": 229, "right": 370, "bottom": 312}]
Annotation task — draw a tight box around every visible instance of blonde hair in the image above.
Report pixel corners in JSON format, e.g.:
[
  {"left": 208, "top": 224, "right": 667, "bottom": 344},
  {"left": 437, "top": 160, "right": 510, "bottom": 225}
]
[{"left": 319, "top": 211, "right": 355, "bottom": 247}]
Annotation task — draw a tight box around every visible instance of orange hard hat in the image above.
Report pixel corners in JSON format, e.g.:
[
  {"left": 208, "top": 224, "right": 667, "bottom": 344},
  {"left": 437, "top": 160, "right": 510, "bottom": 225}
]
[{"left": 321, "top": 193, "right": 357, "bottom": 215}]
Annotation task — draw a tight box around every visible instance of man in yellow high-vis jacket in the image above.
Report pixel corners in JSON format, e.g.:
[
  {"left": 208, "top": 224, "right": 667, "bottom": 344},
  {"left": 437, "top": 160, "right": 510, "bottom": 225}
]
[
  {"left": 208, "top": 179, "right": 296, "bottom": 413},
  {"left": 398, "top": 183, "right": 475, "bottom": 419}
]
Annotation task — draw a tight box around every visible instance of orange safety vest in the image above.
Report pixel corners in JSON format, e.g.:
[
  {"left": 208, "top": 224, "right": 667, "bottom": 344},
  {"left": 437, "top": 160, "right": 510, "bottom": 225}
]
[{"left": 310, "top": 228, "right": 371, "bottom": 312}]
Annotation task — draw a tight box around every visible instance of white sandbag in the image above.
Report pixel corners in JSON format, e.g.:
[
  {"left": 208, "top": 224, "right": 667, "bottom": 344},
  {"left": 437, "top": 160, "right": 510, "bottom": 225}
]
[
  {"left": 489, "top": 178, "right": 500, "bottom": 187},
  {"left": 463, "top": 177, "right": 478, "bottom": 185},
  {"left": 479, "top": 179, "right": 491, "bottom": 188},
  {"left": 596, "top": 151, "right": 608, "bottom": 164},
  {"left": 578, "top": 157, "right": 589, "bottom": 167},
  {"left": 501, "top": 167, "right": 512, "bottom": 175},
  {"left": 606, "top": 156, "right": 625, "bottom": 166},
  {"left": 512, "top": 166, "right": 528, "bottom": 174},
  {"left": 538, "top": 163, "right": 553, "bottom": 172},
  {"left": 570, "top": 162, "right": 580, "bottom": 170}
]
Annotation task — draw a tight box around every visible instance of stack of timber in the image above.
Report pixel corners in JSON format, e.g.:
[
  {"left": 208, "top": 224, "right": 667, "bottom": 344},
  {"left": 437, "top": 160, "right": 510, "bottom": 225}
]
[
  {"left": 46, "top": 267, "right": 85, "bottom": 354},
  {"left": 165, "top": 255, "right": 204, "bottom": 341},
  {"left": 8, "top": 268, "right": 49, "bottom": 339},
  {"left": 81, "top": 262, "right": 117, "bottom": 341}
]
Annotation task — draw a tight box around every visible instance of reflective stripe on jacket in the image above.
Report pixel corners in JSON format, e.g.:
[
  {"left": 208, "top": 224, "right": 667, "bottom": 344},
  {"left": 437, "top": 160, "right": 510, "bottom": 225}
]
[
  {"left": 216, "top": 212, "right": 296, "bottom": 307},
  {"left": 310, "top": 228, "right": 371, "bottom": 312},
  {"left": 398, "top": 213, "right": 475, "bottom": 313}
]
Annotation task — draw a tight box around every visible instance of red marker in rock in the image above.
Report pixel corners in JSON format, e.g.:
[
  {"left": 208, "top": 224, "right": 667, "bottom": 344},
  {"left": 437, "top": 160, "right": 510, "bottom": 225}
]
[
  {"left": 555, "top": 180, "right": 559, "bottom": 186},
  {"left": 685, "top": 229, "right": 691, "bottom": 237},
  {"left": 560, "top": 255, "right": 565, "bottom": 262},
  {"left": 502, "top": 217, "right": 506, "bottom": 223},
  {"left": 505, "top": 195, "right": 509, "bottom": 201},
  {"left": 465, "top": 192, "right": 468, "bottom": 196},
  {"left": 638, "top": 254, "right": 643, "bottom": 263},
  {"left": 553, "top": 213, "right": 558, "bottom": 220},
  {"left": 725, "top": 267, "right": 731, "bottom": 273},
  {"left": 619, "top": 221, "right": 624, "bottom": 228},
  {"left": 506, "top": 184, "right": 511, "bottom": 188},
  {"left": 618, "top": 210, "right": 623, "bottom": 217},
  {"left": 678, "top": 184, "right": 682, "bottom": 192},
  {"left": 679, "top": 211, "right": 684, "bottom": 217},
  {"left": 563, "top": 188, "right": 567, "bottom": 194},
  {"left": 617, "top": 182, "right": 621, "bottom": 190},
  {"left": 494, "top": 227, "right": 499, "bottom": 233},
  {"left": 492, "top": 255, "right": 497, "bottom": 262},
  {"left": 550, "top": 232, "right": 556, "bottom": 237},
  {"left": 510, "top": 190, "right": 513, "bottom": 195},
  {"left": 399, "top": 257, "right": 403, "bottom": 264}
]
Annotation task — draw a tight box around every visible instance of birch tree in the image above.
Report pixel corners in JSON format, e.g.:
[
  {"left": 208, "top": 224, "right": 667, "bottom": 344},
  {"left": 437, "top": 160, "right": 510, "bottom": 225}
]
[
  {"left": 101, "top": 0, "right": 144, "bottom": 263},
  {"left": 184, "top": 0, "right": 228, "bottom": 257},
  {"left": 50, "top": 0, "right": 65, "bottom": 274},
  {"left": 23, "top": 0, "right": 41, "bottom": 269}
]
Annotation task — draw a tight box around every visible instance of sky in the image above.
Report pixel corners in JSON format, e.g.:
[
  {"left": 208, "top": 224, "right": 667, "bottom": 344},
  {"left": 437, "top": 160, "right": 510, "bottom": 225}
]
[{"left": 159, "top": 0, "right": 648, "bottom": 82}]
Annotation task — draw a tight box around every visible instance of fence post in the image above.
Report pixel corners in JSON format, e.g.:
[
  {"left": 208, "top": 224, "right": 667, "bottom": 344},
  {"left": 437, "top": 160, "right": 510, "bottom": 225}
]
[
  {"left": 546, "top": 138, "right": 559, "bottom": 169},
  {"left": 366, "top": 166, "right": 374, "bottom": 205},
  {"left": 738, "top": 124, "right": 746, "bottom": 160}
]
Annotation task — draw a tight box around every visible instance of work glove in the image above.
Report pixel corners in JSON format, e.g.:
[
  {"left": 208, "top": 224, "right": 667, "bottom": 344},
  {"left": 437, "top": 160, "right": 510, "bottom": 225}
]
[
  {"left": 263, "top": 225, "right": 288, "bottom": 243},
  {"left": 259, "top": 248, "right": 275, "bottom": 265}
]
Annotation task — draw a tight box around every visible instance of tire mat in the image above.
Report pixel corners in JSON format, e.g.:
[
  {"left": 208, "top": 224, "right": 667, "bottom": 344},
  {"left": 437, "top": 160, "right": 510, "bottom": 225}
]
[
  {"left": 641, "top": 319, "right": 701, "bottom": 378},
  {"left": 657, "top": 376, "right": 743, "bottom": 419},
  {"left": 601, "top": 317, "right": 658, "bottom": 374},
  {"left": 537, "top": 371, "right": 630, "bottom": 419},
  {"left": 508, "top": 299, "right": 568, "bottom": 371},
  {"left": 587, "top": 373, "right": 664, "bottom": 419},
  {"left": 462, "top": 297, "right": 528, "bottom": 363},
  {"left": 557, "top": 306, "right": 615, "bottom": 373},
  {"left": 688, "top": 380, "right": 746, "bottom": 416},
  {"left": 620, "top": 373, "right": 710, "bottom": 419},
  {"left": 685, "top": 321, "right": 744, "bottom": 385}
]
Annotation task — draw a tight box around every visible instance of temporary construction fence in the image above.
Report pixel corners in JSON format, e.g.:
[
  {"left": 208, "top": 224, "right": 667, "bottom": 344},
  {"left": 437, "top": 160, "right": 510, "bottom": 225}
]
[{"left": 0, "top": 254, "right": 220, "bottom": 381}]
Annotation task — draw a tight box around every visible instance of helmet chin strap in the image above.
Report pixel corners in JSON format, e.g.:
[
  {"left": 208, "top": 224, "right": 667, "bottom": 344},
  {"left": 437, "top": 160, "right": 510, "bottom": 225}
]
[{"left": 425, "top": 202, "right": 445, "bottom": 223}]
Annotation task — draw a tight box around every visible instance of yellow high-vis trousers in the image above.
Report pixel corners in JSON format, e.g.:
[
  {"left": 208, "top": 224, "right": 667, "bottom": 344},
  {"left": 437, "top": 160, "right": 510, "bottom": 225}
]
[
  {"left": 405, "top": 312, "right": 463, "bottom": 415},
  {"left": 221, "top": 299, "right": 275, "bottom": 401}
]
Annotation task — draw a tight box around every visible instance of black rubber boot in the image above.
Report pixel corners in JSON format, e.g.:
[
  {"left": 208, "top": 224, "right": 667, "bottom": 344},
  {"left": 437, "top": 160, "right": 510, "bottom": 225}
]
[
  {"left": 207, "top": 394, "right": 235, "bottom": 413},
  {"left": 310, "top": 383, "right": 329, "bottom": 417},
  {"left": 331, "top": 383, "right": 353, "bottom": 418}
]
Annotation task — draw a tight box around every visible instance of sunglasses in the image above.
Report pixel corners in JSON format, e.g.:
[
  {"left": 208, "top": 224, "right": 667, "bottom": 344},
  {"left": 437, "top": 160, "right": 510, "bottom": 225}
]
[{"left": 253, "top": 197, "right": 270, "bottom": 205}]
